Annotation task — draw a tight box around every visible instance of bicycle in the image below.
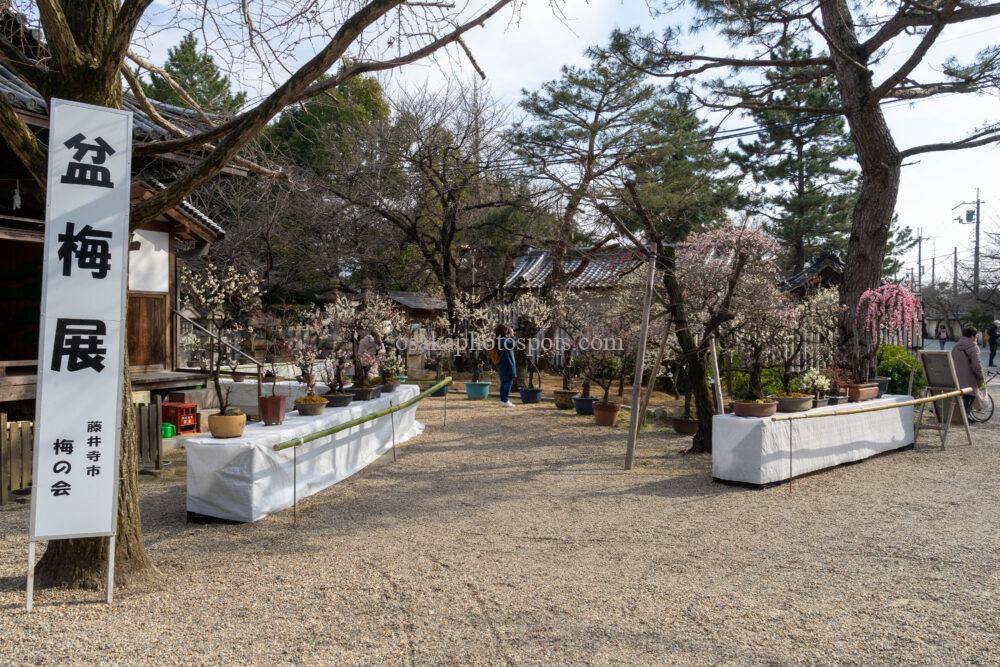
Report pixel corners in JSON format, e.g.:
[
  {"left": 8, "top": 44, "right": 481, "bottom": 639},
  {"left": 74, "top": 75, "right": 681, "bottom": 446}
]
[{"left": 969, "top": 371, "right": 998, "bottom": 423}]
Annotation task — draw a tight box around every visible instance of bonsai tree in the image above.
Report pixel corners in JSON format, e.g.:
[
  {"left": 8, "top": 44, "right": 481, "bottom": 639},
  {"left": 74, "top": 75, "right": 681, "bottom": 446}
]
[
  {"left": 798, "top": 368, "right": 831, "bottom": 399},
  {"left": 824, "top": 364, "right": 854, "bottom": 398},
  {"left": 180, "top": 263, "right": 262, "bottom": 415},
  {"left": 380, "top": 353, "right": 403, "bottom": 384},
  {"left": 326, "top": 292, "right": 406, "bottom": 388},
  {"left": 454, "top": 293, "right": 495, "bottom": 383},
  {"left": 289, "top": 308, "right": 326, "bottom": 395},
  {"left": 509, "top": 292, "right": 554, "bottom": 391}
]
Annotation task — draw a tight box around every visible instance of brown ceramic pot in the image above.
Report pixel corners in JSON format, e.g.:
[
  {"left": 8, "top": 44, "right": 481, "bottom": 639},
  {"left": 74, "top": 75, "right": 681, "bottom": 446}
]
[
  {"left": 846, "top": 383, "right": 879, "bottom": 402},
  {"left": 593, "top": 401, "right": 621, "bottom": 426},
  {"left": 671, "top": 417, "right": 699, "bottom": 435},
  {"left": 553, "top": 389, "right": 576, "bottom": 410},
  {"left": 259, "top": 395, "right": 288, "bottom": 426},
  {"left": 733, "top": 400, "right": 778, "bottom": 418},
  {"left": 207, "top": 413, "right": 246, "bottom": 438}
]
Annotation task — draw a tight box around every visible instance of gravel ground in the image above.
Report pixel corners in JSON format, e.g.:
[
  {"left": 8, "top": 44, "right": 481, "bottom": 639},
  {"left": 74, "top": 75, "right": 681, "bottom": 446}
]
[{"left": 2, "top": 397, "right": 1000, "bottom": 665}]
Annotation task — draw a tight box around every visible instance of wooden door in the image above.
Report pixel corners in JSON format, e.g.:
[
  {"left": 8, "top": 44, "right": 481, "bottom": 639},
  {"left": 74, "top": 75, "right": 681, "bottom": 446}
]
[{"left": 128, "top": 292, "right": 168, "bottom": 370}]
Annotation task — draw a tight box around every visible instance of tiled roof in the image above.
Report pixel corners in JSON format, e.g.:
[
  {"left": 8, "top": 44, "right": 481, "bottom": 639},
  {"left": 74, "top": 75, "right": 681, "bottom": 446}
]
[
  {"left": 780, "top": 249, "right": 844, "bottom": 292},
  {"left": 388, "top": 291, "right": 446, "bottom": 311},
  {"left": 146, "top": 178, "right": 225, "bottom": 240},
  {"left": 504, "top": 247, "right": 643, "bottom": 290},
  {"left": 0, "top": 64, "right": 215, "bottom": 141}
]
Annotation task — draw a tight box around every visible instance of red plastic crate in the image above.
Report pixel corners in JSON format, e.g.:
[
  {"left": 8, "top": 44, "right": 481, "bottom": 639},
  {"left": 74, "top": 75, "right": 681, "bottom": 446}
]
[{"left": 161, "top": 402, "right": 199, "bottom": 434}]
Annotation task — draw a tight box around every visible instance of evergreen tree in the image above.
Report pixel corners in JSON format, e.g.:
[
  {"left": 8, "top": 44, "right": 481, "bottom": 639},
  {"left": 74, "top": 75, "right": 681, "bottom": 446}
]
[
  {"left": 267, "top": 74, "right": 389, "bottom": 173},
  {"left": 730, "top": 42, "right": 856, "bottom": 274},
  {"left": 143, "top": 33, "right": 246, "bottom": 114}
]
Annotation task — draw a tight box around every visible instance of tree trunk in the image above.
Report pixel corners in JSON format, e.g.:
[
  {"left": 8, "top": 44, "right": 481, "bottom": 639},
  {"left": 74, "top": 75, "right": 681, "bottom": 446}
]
[
  {"left": 35, "top": 0, "right": 156, "bottom": 588},
  {"left": 821, "top": 0, "right": 902, "bottom": 379},
  {"left": 660, "top": 250, "right": 714, "bottom": 452}
]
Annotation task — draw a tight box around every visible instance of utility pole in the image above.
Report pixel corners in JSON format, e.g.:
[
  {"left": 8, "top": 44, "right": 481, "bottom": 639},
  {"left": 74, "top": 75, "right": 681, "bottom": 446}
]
[
  {"left": 916, "top": 228, "right": 923, "bottom": 292},
  {"left": 910, "top": 267, "right": 915, "bottom": 286},
  {"left": 953, "top": 247, "right": 959, "bottom": 296},
  {"left": 954, "top": 189, "right": 982, "bottom": 297}
]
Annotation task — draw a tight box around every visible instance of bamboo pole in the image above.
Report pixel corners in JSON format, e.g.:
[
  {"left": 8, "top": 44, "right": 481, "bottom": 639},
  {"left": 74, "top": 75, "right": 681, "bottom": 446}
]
[
  {"left": 272, "top": 377, "right": 453, "bottom": 452},
  {"left": 771, "top": 388, "right": 971, "bottom": 422}
]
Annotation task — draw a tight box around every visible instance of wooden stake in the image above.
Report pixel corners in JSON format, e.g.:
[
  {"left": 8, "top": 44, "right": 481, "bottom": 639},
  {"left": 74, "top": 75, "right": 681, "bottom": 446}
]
[{"left": 625, "top": 250, "right": 657, "bottom": 470}]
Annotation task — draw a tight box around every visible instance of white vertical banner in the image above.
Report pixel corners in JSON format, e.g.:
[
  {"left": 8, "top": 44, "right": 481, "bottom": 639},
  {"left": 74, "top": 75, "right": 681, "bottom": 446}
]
[{"left": 29, "top": 99, "right": 132, "bottom": 541}]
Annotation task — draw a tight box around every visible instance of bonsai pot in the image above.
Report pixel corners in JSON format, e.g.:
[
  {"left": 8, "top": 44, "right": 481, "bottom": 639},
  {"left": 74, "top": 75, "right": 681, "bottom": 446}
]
[
  {"left": 295, "top": 401, "right": 326, "bottom": 417},
  {"left": 382, "top": 379, "right": 401, "bottom": 393},
  {"left": 671, "top": 416, "right": 699, "bottom": 435},
  {"left": 775, "top": 394, "right": 814, "bottom": 413},
  {"left": 874, "top": 376, "right": 891, "bottom": 397},
  {"left": 259, "top": 395, "right": 287, "bottom": 426},
  {"left": 733, "top": 400, "right": 778, "bottom": 418},
  {"left": 465, "top": 381, "right": 491, "bottom": 400},
  {"left": 593, "top": 401, "right": 621, "bottom": 426},
  {"left": 553, "top": 389, "right": 576, "bottom": 410},
  {"left": 846, "top": 383, "right": 879, "bottom": 402},
  {"left": 519, "top": 388, "right": 543, "bottom": 404},
  {"left": 813, "top": 397, "right": 830, "bottom": 408},
  {"left": 324, "top": 392, "right": 354, "bottom": 407},
  {"left": 207, "top": 413, "right": 246, "bottom": 438},
  {"left": 827, "top": 394, "right": 845, "bottom": 406},
  {"left": 431, "top": 383, "right": 449, "bottom": 397},
  {"left": 348, "top": 385, "right": 382, "bottom": 401},
  {"left": 573, "top": 396, "right": 598, "bottom": 415}
]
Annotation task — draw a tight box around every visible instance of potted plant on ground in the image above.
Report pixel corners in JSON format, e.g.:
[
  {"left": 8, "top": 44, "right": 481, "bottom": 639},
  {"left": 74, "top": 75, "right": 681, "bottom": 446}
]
[
  {"left": 180, "top": 263, "right": 262, "bottom": 438},
  {"left": 583, "top": 344, "right": 626, "bottom": 426},
  {"left": 509, "top": 292, "right": 553, "bottom": 404},
  {"left": 668, "top": 362, "right": 701, "bottom": 433},
  {"left": 455, "top": 294, "right": 493, "bottom": 400},
  {"left": 549, "top": 289, "right": 589, "bottom": 409}
]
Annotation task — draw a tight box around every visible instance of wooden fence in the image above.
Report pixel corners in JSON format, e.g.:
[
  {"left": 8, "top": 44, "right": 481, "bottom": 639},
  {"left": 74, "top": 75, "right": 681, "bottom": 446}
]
[
  {"left": 0, "top": 402, "right": 164, "bottom": 505},
  {"left": 1, "top": 414, "right": 32, "bottom": 505}
]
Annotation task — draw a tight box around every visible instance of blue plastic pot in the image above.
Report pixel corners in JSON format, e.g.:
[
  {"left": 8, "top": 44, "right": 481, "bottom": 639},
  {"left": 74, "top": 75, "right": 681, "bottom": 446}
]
[
  {"left": 431, "top": 384, "right": 449, "bottom": 397},
  {"left": 519, "top": 388, "right": 543, "bottom": 404},
  {"left": 465, "top": 381, "right": 492, "bottom": 400},
  {"left": 573, "top": 396, "right": 598, "bottom": 415}
]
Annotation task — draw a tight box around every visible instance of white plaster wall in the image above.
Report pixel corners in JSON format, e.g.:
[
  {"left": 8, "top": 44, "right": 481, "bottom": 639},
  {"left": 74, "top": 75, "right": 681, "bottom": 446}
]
[{"left": 129, "top": 229, "right": 169, "bottom": 292}]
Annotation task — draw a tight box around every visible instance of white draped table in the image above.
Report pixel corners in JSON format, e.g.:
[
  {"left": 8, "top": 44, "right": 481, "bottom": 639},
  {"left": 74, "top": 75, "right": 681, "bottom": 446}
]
[
  {"left": 185, "top": 384, "right": 423, "bottom": 522},
  {"left": 712, "top": 394, "right": 914, "bottom": 487}
]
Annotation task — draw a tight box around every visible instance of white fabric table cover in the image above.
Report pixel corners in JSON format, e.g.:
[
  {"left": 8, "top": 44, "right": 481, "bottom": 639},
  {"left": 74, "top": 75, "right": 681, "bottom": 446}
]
[
  {"left": 185, "top": 385, "right": 423, "bottom": 522},
  {"left": 712, "top": 394, "right": 914, "bottom": 486}
]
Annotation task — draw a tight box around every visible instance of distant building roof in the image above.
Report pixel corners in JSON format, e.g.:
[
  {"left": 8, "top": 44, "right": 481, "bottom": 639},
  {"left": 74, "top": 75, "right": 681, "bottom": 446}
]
[
  {"left": 504, "top": 247, "right": 642, "bottom": 290},
  {"left": 387, "top": 291, "right": 447, "bottom": 312},
  {"left": 780, "top": 249, "right": 844, "bottom": 293}
]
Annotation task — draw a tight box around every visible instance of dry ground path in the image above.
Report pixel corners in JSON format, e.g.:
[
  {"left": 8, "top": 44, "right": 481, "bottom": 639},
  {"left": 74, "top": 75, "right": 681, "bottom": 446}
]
[{"left": 1, "top": 397, "right": 999, "bottom": 664}]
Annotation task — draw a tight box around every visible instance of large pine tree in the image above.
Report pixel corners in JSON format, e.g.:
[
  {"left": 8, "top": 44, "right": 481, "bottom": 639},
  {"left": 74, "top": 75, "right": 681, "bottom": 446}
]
[
  {"left": 143, "top": 33, "right": 246, "bottom": 114},
  {"left": 730, "top": 42, "right": 855, "bottom": 275}
]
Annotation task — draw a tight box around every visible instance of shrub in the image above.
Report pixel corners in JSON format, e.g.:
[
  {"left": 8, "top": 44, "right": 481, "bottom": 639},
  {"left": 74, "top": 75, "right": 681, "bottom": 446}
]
[{"left": 877, "top": 345, "right": 925, "bottom": 396}]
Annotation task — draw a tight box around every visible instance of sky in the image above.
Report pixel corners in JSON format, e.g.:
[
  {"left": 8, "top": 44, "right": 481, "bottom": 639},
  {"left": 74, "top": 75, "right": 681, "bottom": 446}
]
[{"left": 143, "top": 0, "right": 1000, "bottom": 283}]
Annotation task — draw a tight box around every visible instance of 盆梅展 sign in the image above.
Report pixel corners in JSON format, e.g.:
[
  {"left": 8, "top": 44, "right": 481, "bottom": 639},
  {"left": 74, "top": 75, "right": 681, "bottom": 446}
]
[{"left": 29, "top": 99, "right": 132, "bottom": 541}]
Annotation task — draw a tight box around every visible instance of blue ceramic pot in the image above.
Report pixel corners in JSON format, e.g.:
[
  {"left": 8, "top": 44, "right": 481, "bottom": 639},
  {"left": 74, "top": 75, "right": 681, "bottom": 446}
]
[
  {"left": 519, "top": 388, "right": 543, "bottom": 404},
  {"left": 573, "top": 396, "right": 598, "bottom": 415},
  {"left": 465, "top": 381, "right": 491, "bottom": 400}
]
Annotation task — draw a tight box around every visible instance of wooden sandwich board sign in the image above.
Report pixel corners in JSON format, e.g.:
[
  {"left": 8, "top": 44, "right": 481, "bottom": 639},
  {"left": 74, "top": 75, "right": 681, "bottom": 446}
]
[
  {"left": 27, "top": 99, "right": 133, "bottom": 611},
  {"left": 915, "top": 351, "right": 973, "bottom": 449}
]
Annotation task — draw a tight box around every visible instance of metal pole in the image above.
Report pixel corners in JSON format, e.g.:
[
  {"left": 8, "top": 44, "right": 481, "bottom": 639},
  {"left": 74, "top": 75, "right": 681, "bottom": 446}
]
[
  {"left": 443, "top": 383, "right": 448, "bottom": 427},
  {"left": 25, "top": 541, "right": 35, "bottom": 612},
  {"left": 106, "top": 535, "right": 116, "bottom": 605},
  {"left": 917, "top": 229, "right": 923, "bottom": 292},
  {"left": 625, "top": 250, "right": 657, "bottom": 471}
]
